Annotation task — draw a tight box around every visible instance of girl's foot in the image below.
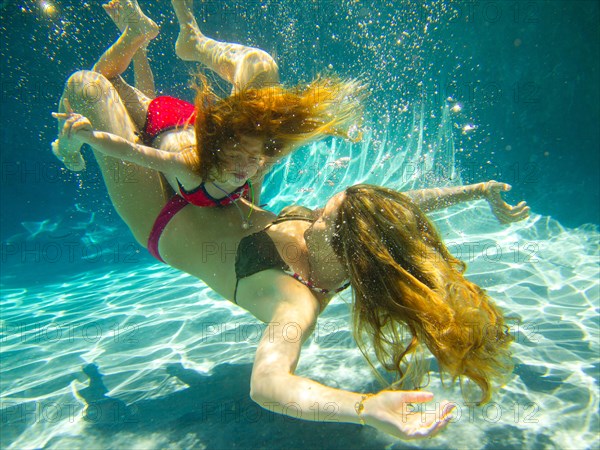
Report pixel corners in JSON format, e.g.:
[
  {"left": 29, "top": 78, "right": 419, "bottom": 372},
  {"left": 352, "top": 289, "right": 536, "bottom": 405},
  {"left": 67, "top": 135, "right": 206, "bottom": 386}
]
[
  {"left": 103, "top": 0, "right": 159, "bottom": 43},
  {"left": 172, "top": 0, "right": 204, "bottom": 61}
]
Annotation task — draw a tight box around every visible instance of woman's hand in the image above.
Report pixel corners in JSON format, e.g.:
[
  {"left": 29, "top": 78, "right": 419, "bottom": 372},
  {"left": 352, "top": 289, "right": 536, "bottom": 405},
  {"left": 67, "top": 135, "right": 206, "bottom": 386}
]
[
  {"left": 51, "top": 98, "right": 89, "bottom": 171},
  {"left": 362, "top": 390, "right": 455, "bottom": 440},
  {"left": 481, "top": 181, "right": 530, "bottom": 224}
]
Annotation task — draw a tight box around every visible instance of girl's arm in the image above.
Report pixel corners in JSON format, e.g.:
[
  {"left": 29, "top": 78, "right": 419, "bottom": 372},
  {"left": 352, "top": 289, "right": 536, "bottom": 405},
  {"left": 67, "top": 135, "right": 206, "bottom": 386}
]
[
  {"left": 246, "top": 272, "right": 453, "bottom": 439},
  {"left": 52, "top": 109, "right": 194, "bottom": 177},
  {"left": 404, "top": 181, "right": 530, "bottom": 224},
  {"left": 85, "top": 130, "right": 193, "bottom": 175}
]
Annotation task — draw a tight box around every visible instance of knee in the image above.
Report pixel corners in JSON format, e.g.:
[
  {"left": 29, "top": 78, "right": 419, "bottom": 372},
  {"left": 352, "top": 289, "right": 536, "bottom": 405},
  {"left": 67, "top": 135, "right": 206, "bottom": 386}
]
[
  {"left": 66, "top": 70, "right": 110, "bottom": 88},
  {"left": 242, "top": 50, "right": 280, "bottom": 85},
  {"left": 64, "top": 70, "right": 115, "bottom": 105},
  {"left": 255, "top": 49, "right": 279, "bottom": 73}
]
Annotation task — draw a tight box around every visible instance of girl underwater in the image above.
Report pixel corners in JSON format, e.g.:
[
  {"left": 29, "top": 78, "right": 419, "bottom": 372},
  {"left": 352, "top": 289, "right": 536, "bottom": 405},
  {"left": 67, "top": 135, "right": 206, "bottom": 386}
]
[{"left": 52, "top": 0, "right": 365, "bottom": 210}]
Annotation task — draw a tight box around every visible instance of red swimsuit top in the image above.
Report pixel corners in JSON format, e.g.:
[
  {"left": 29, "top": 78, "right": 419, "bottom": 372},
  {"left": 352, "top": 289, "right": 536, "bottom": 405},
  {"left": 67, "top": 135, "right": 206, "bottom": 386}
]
[
  {"left": 177, "top": 179, "right": 251, "bottom": 207},
  {"left": 144, "top": 96, "right": 250, "bottom": 207}
]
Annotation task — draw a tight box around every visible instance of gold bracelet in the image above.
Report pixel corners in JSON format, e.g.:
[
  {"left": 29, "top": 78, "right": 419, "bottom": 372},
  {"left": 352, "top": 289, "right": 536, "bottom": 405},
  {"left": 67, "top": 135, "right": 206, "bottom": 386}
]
[{"left": 354, "top": 393, "right": 374, "bottom": 425}]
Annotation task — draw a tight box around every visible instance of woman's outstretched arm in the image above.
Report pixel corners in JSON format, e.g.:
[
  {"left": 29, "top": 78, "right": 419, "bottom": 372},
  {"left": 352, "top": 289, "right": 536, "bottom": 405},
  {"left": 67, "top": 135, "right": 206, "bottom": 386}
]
[
  {"left": 404, "top": 181, "right": 530, "bottom": 223},
  {"left": 243, "top": 272, "right": 454, "bottom": 439}
]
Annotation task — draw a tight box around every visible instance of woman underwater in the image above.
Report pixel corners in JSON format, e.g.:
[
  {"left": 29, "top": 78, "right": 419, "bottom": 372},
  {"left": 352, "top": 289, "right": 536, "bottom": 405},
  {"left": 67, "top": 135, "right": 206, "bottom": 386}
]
[{"left": 51, "top": 0, "right": 530, "bottom": 441}]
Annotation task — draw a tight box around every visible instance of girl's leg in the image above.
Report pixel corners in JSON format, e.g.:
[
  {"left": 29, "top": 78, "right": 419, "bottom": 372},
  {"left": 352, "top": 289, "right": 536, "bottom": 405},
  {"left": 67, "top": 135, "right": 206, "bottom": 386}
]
[
  {"left": 94, "top": 0, "right": 158, "bottom": 82},
  {"left": 171, "top": 0, "right": 280, "bottom": 92},
  {"left": 94, "top": 0, "right": 158, "bottom": 129},
  {"left": 101, "top": 0, "right": 156, "bottom": 99},
  {"left": 57, "top": 70, "right": 170, "bottom": 245},
  {"left": 131, "top": 47, "right": 156, "bottom": 99},
  {"left": 107, "top": 75, "right": 151, "bottom": 132}
]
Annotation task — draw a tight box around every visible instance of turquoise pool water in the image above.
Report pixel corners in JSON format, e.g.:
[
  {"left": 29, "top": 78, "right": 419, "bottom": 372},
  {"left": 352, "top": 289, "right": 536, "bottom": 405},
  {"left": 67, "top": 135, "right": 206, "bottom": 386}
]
[{"left": 1, "top": 1, "right": 599, "bottom": 449}]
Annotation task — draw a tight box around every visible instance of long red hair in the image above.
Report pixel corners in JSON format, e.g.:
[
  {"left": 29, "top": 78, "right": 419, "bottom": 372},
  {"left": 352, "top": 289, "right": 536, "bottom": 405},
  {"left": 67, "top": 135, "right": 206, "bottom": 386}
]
[{"left": 193, "top": 75, "right": 366, "bottom": 180}]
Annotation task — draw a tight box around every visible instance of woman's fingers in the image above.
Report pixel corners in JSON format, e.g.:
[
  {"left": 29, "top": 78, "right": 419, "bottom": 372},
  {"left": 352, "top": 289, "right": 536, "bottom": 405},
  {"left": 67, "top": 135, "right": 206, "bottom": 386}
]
[
  {"left": 487, "top": 187, "right": 532, "bottom": 224},
  {"left": 420, "top": 414, "right": 451, "bottom": 438},
  {"left": 507, "top": 201, "right": 529, "bottom": 214},
  {"left": 405, "top": 399, "right": 455, "bottom": 439},
  {"left": 512, "top": 205, "right": 531, "bottom": 220},
  {"left": 63, "top": 98, "right": 74, "bottom": 114},
  {"left": 496, "top": 202, "right": 531, "bottom": 223},
  {"left": 484, "top": 180, "right": 531, "bottom": 224}
]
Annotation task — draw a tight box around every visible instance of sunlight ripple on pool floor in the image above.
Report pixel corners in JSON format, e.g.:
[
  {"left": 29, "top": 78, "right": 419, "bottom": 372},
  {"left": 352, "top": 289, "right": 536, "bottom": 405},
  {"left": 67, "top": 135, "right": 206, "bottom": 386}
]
[{"left": 1, "top": 202, "right": 598, "bottom": 449}]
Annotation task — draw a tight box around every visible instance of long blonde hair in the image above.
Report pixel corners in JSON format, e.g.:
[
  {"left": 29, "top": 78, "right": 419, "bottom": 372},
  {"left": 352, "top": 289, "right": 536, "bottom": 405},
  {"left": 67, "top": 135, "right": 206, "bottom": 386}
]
[
  {"left": 331, "top": 184, "right": 513, "bottom": 404},
  {"left": 193, "top": 75, "right": 366, "bottom": 180}
]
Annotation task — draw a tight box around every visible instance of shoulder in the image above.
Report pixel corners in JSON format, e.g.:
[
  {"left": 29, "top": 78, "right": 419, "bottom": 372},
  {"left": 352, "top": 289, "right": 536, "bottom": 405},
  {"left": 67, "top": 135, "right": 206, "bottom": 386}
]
[
  {"left": 278, "top": 205, "right": 317, "bottom": 221},
  {"left": 178, "top": 145, "right": 201, "bottom": 171},
  {"left": 154, "top": 134, "right": 201, "bottom": 178}
]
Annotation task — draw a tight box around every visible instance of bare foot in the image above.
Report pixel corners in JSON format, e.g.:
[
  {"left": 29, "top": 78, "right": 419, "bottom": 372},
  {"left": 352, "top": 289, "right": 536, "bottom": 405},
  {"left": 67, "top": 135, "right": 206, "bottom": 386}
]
[
  {"left": 103, "top": 0, "right": 159, "bottom": 43},
  {"left": 172, "top": 0, "right": 205, "bottom": 61},
  {"left": 103, "top": 0, "right": 127, "bottom": 32}
]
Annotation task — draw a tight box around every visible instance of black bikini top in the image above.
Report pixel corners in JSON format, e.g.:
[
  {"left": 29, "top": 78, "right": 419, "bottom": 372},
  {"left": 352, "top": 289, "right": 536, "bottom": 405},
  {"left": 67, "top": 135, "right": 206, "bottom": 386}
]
[{"left": 233, "top": 208, "right": 350, "bottom": 303}]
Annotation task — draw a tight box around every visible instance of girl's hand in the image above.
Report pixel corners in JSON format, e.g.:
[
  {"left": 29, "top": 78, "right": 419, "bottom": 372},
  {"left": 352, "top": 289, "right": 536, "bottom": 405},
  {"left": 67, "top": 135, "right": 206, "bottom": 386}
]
[
  {"left": 50, "top": 98, "right": 88, "bottom": 171},
  {"left": 53, "top": 112, "right": 94, "bottom": 141},
  {"left": 52, "top": 99, "right": 94, "bottom": 143},
  {"left": 481, "top": 181, "right": 530, "bottom": 224},
  {"left": 362, "top": 390, "right": 455, "bottom": 440}
]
